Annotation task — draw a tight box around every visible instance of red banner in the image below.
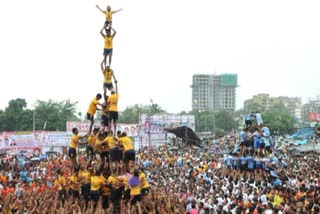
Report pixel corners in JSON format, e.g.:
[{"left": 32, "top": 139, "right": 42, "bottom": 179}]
[{"left": 309, "top": 112, "right": 318, "bottom": 121}]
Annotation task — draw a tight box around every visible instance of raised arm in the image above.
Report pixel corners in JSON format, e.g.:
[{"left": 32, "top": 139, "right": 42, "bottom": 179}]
[
  {"left": 96, "top": 5, "right": 104, "bottom": 13},
  {"left": 103, "top": 93, "right": 109, "bottom": 104},
  {"left": 100, "top": 27, "right": 106, "bottom": 37},
  {"left": 76, "top": 134, "right": 88, "bottom": 144},
  {"left": 112, "top": 72, "right": 117, "bottom": 82},
  {"left": 111, "top": 27, "right": 117, "bottom": 37},
  {"left": 115, "top": 80, "right": 118, "bottom": 94},
  {"left": 94, "top": 126, "right": 104, "bottom": 138},
  {"left": 97, "top": 102, "right": 107, "bottom": 108},
  {"left": 100, "top": 60, "right": 105, "bottom": 73},
  {"left": 112, "top": 8, "right": 122, "bottom": 14}
]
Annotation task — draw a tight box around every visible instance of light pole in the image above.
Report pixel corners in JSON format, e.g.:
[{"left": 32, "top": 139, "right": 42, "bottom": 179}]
[
  {"left": 149, "top": 99, "right": 153, "bottom": 147},
  {"left": 194, "top": 99, "right": 200, "bottom": 132},
  {"left": 138, "top": 104, "right": 142, "bottom": 125},
  {"left": 33, "top": 110, "right": 36, "bottom": 131}
]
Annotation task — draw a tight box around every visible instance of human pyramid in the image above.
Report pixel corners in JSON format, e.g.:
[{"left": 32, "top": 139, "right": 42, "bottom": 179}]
[{"left": 64, "top": 5, "right": 148, "bottom": 213}]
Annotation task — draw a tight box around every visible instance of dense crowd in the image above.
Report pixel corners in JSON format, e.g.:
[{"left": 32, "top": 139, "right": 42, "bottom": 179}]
[{"left": 0, "top": 131, "right": 320, "bottom": 214}]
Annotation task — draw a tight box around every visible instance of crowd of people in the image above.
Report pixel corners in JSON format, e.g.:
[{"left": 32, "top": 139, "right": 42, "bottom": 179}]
[
  {"left": 1, "top": 133, "right": 320, "bottom": 213},
  {"left": 1, "top": 4, "right": 320, "bottom": 214}
]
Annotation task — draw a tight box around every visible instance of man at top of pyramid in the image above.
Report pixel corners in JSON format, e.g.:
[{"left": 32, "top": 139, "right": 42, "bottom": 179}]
[{"left": 96, "top": 5, "right": 122, "bottom": 31}]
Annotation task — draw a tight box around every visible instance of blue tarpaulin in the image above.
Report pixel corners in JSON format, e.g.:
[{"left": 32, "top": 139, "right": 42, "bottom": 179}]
[{"left": 290, "top": 127, "right": 314, "bottom": 139}]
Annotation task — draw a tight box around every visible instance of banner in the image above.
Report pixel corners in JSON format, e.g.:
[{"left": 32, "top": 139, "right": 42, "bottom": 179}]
[
  {"left": 66, "top": 114, "right": 194, "bottom": 147},
  {"left": 116, "top": 124, "right": 141, "bottom": 137},
  {"left": 66, "top": 121, "right": 94, "bottom": 134},
  {"left": 308, "top": 112, "right": 319, "bottom": 121},
  {"left": 0, "top": 131, "right": 71, "bottom": 149},
  {"left": 66, "top": 121, "right": 141, "bottom": 137},
  {"left": 140, "top": 114, "right": 195, "bottom": 133},
  {"left": 1, "top": 131, "right": 34, "bottom": 148},
  {"left": 43, "top": 132, "right": 71, "bottom": 147}
]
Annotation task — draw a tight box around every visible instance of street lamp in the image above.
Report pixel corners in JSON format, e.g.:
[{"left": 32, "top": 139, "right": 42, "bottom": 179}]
[{"left": 33, "top": 110, "right": 36, "bottom": 131}]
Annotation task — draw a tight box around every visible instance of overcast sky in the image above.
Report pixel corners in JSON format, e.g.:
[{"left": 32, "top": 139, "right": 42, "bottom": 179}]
[{"left": 1, "top": 0, "right": 320, "bottom": 115}]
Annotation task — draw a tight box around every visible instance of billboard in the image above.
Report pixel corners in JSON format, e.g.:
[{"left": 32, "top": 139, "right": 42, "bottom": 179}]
[
  {"left": 140, "top": 114, "right": 195, "bottom": 133},
  {"left": 308, "top": 112, "right": 319, "bottom": 121},
  {"left": 66, "top": 114, "right": 195, "bottom": 148},
  {"left": 0, "top": 131, "right": 71, "bottom": 150},
  {"left": 140, "top": 114, "right": 195, "bottom": 146},
  {"left": 66, "top": 121, "right": 141, "bottom": 137}
]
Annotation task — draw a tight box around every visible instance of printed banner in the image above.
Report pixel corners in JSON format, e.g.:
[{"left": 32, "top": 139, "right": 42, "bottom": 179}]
[
  {"left": 309, "top": 112, "right": 319, "bottom": 121},
  {"left": 66, "top": 121, "right": 141, "bottom": 137},
  {"left": 140, "top": 114, "right": 195, "bottom": 133},
  {"left": 66, "top": 113, "right": 194, "bottom": 146},
  {"left": 0, "top": 131, "right": 71, "bottom": 149}
]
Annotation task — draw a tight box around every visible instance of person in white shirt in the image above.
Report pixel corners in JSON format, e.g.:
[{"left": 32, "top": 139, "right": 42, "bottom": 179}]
[{"left": 255, "top": 112, "right": 263, "bottom": 125}]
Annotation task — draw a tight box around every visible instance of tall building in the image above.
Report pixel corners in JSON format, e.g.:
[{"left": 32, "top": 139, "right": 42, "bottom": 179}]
[
  {"left": 277, "top": 96, "right": 302, "bottom": 120},
  {"left": 191, "top": 74, "right": 238, "bottom": 112},
  {"left": 244, "top": 94, "right": 302, "bottom": 119}
]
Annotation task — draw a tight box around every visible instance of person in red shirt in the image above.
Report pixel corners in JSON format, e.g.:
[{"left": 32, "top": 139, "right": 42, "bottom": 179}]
[
  {"left": 37, "top": 180, "right": 47, "bottom": 193},
  {"left": 1, "top": 184, "right": 8, "bottom": 200},
  {"left": 0, "top": 174, "right": 7, "bottom": 183},
  {"left": 210, "top": 160, "right": 216, "bottom": 169},
  {"left": 7, "top": 185, "right": 15, "bottom": 195}
]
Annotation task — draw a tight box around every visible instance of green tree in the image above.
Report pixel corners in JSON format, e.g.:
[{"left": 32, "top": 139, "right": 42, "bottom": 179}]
[
  {"left": 214, "top": 111, "right": 237, "bottom": 133},
  {"left": 119, "top": 102, "right": 170, "bottom": 124},
  {"left": 179, "top": 111, "right": 188, "bottom": 115},
  {"left": 235, "top": 108, "right": 247, "bottom": 121},
  {"left": 244, "top": 101, "right": 265, "bottom": 113},
  {"left": 148, "top": 103, "right": 166, "bottom": 115},
  {"left": 194, "top": 111, "right": 215, "bottom": 133},
  {"left": 118, "top": 104, "right": 142, "bottom": 124},
  {"left": 3, "top": 98, "right": 30, "bottom": 131},
  {"left": 263, "top": 103, "right": 295, "bottom": 135},
  {"left": 19, "top": 109, "right": 34, "bottom": 131},
  {"left": 0, "top": 110, "right": 6, "bottom": 131},
  {"left": 119, "top": 103, "right": 167, "bottom": 124},
  {"left": 33, "top": 99, "right": 80, "bottom": 131}
]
